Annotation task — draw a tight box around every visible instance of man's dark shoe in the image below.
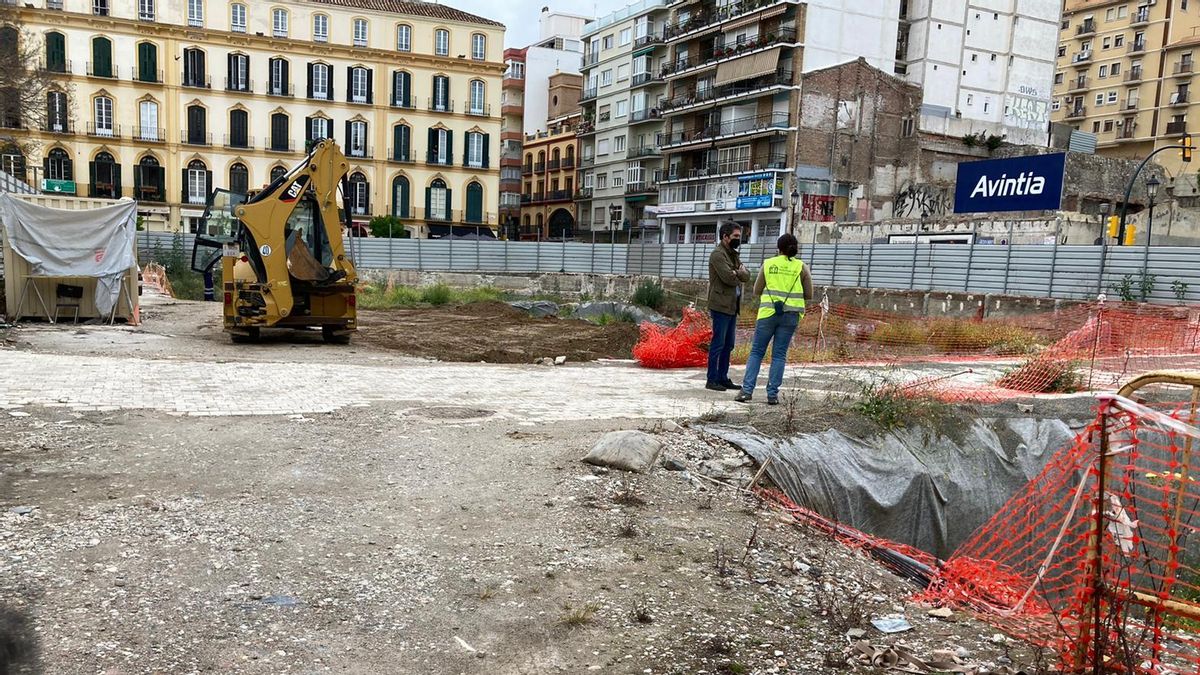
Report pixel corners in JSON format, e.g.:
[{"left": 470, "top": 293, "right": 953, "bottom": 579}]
[
  {"left": 720, "top": 380, "right": 739, "bottom": 390},
  {"left": 767, "top": 396, "right": 779, "bottom": 406},
  {"left": 735, "top": 391, "right": 752, "bottom": 403},
  {"left": 705, "top": 382, "right": 727, "bottom": 392}
]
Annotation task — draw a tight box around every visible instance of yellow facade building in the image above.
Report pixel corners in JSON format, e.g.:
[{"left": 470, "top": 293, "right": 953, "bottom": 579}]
[
  {"left": 1054, "top": 0, "right": 1200, "bottom": 176},
  {"left": 1, "top": 0, "right": 504, "bottom": 236}
]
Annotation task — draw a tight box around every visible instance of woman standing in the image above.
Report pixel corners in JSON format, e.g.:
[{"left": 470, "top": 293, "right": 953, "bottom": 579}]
[{"left": 735, "top": 233, "right": 812, "bottom": 405}]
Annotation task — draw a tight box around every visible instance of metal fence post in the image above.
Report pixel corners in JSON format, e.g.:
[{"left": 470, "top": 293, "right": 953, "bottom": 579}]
[
  {"left": 416, "top": 235, "right": 423, "bottom": 271},
  {"left": 831, "top": 227, "right": 840, "bottom": 288},
  {"left": 864, "top": 224, "right": 874, "bottom": 289},
  {"left": 503, "top": 237, "right": 509, "bottom": 272},
  {"left": 448, "top": 234, "right": 454, "bottom": 271},
  {"left": 561, "top": 237, "right": 566, "bottom": 273},
  {"left": 589, "top": 236, "right": 595, "bottom": 274},
  {"left": 535, "top": 238, "right": 540, "bottom": 272},
  {"left": 909, "top": 236, "right": 919, "bottom": 290},
  {"left": 964, "top": 225, "right": 977, "bottom": 292},
  {"left": 1002, "top": 221, "right": 1014, "bottom": 295},
  {"left": 388, "top": 235, "right": 393, "bottom": 269},
  {"left": 476, "top": 238, "right": 481, "bottom": 271},
  {"left": 1047, "top": 220, "right": 1061, "bottom": 298}
]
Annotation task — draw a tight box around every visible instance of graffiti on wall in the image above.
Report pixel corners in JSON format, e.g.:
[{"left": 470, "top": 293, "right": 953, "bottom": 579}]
[
  {"left": 893, "top": 183, "right": 953, "bottom": 218},
  {"left": 1004, "top": 93, "right": 1051, "bottom": 131}
]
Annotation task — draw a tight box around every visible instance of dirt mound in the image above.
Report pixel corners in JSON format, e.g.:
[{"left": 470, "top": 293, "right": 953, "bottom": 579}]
[{"left": 358, "top": 301, "right": 640, "bottom": 363}]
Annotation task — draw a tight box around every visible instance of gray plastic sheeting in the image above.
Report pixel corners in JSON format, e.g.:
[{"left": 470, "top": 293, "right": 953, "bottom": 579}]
[{"left": 707, "top": 418, "right": 1079, "bottom": 560}]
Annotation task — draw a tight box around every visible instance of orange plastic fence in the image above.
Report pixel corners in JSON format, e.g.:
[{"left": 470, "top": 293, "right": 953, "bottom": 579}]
[
  {"left": 919, "top": 394, "right": 1200, "bottom": 673},
  {"left": 632, "top": 306, "right": 713, "bottom": 369}
]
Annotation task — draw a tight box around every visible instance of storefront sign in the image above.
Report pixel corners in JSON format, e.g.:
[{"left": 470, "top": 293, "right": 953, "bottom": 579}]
[
  {"left": 656, "top": 202, "right": 697, "bottom": 214},
  {"left": 736, "top": 172, "right": 775, "bottom": 209}
]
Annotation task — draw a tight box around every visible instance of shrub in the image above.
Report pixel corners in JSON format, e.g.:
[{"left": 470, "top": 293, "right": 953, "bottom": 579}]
[
  {"left": 870, "top": 320, "right": 929, "bottom": 347},
  {"left": 369, "top": 215, "right": 410, "bottom": 238},
  {"left": 853, "top": 378, "right": 947, "bottom": 432},
  {"left": 420, "top": 283, "right": 453, "bottom": 305},
  {"left": 632, "top": 280, "right": 666, "bottom": 310},
  {"left": 997, "top": 357, "right": 1083, "bottom": 393}
]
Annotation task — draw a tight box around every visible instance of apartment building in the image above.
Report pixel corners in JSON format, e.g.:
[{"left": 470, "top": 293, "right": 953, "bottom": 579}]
[
  {"left": 576, "top": 0, "right": 671, "bottom": 241},
  {"left": 498, "top": 9, "right": 587, "bottom": 237},
  {"left": 2, "top": 0, "right": 504, "bottom": 236},
  {"left": 1053, "top": 0, "right": 1199, "bottom": 176}
]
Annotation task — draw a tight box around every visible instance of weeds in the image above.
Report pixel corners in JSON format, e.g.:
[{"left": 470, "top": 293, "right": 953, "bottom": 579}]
[
  {"left": 630, "top": 595, "right": 654, "bottom": 624},
  {"left": 814, "top": 578, "right": 867, "bottom": 633},
  {"left": 714, "top": 545, "right": 735, "bottom": 578},
  {"left": 612, "top": 482, "right": 646, "bottom": 507},
  {"left": 618, "top": 515, "right": 639, "bottom": 538},
  {"left": 560, "top": 602, "right": 600, "bottom": 628},
  {"left": 1174, "top": 279, "right": 1191, "bottom": 303},
  {"left": 632, "top": 280, "right": 666, "bottom": 310},
  {"left": 358, "top": 283, "right": 505, "bottom": 309},
  {"left": 697, "top": 494, "right": 715, "bottom": 510},
  {"left": 592, "top": 311, "right": 636, "bottom": 326},
  {"left": 143, "top": 232, "right": 206, "bottom": 300},
  {"left": 870, "top": 320, "right": 928, "bottom": 347},
  {"left": 853, "top": 377, "right": 947, "bottom": 432},
  {"left": 997, "top": 357, "right": 1083, "bottom": 393},
  {"left": 478, "top": 585, "right": 497, "bottom": 601}
]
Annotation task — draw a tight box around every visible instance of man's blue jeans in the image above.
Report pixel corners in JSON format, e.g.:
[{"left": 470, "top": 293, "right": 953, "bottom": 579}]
[
  {"left": 740, "top": 311, "right": 801, "bottom": 399},
  {"left": 707, "top": 310, "right": 738, "bottom": 384}
]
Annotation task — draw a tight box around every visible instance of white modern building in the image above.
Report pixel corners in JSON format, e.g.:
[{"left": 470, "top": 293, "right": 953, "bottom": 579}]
[
  {"left": 801, "top": 0, "right": 902, "bottom": 73},
  {"left": 522, "top": 9, "right": 589, "bottom": 135}
]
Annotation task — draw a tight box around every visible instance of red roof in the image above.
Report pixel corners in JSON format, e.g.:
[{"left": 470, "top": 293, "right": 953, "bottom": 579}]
[{"left": 310, "top": 0, "right": 504, "bottom": 27}]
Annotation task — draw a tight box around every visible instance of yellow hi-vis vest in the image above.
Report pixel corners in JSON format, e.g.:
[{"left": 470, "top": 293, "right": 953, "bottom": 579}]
[{"left": 757, "top": 255, "right": 805, "bottom": 320}]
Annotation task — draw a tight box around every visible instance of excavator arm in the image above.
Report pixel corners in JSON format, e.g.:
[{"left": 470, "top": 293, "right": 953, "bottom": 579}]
[{"left": 229, "top": 140, "right": 358, "bottom": 321}]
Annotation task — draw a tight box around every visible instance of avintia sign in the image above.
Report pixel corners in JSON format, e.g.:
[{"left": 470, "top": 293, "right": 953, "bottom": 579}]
[{"left": 953, "top": 153, "right": 1066, "bottom": 214}]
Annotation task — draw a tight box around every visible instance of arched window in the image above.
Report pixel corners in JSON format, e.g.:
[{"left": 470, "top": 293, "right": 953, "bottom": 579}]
[
  {"left": 44, "top": 32, "right": 66, "bottom": 73},
  {"left": 465, "top": 181, "right": 483, "bottom": 223},
  {"left": 185, "top": 104, "right": 207, "bottom": 145},
  {"left": 46, "top": 91, "right": 68, "bottom": 133},
  {"left": 471, "top": 33, "right": 485, "bottom": 61},
  {"left": 270, "top": 112, "right": 289, "bottom": 151},
  {"left": 392, "top": 123, "right": 411, "bottom": 162},
  {"left": 137, "top": 42, "right": 158, "bottom": 82},
  {"left": 272, "top": 8, "right": 289, "bottom": 37},
  {"left": 228, "top": 108, "right": 248, "bottom": 148},
  {"left": 391, "top": 175, "right": 410, "bottom": 218},
  {"left": 391, "top": 70, "right": 412, "bottom": 107},
  {"left": 523, "top": 214, "right": 530, "bottom": 226},
  {"left": 91, "top": 37, "right": 113, "bottom": 78},
  {"left": 44, "top": 148, "right": 72, "bottom": 181},
  {"left": 349, "top": 66, "right": 372, "bottom": 103},
  {"left": 230, "top": 3, "right": 246, "bottom": 32},
  {"left": 535, "top": 213, "right": 544, "bottom": 227},
  {"left": 431, "top": 74, "right": 449, "bottom": 111},
  {"left": 466, "top": 131, "right": 486, "bottom": 168},
  {"left": 347, "top": 119, "right": 368, "bottom": 158},
  {"left": 183, "top": 47, "right": 206, "bottom": 87},
  {"left": 269, "top": 57, "right": 290, "bottom": 96},
  {"left": 552, "top": 147, "right": 560, "bottom": 162},
  {"left": 353, "top": 18, "right": 369, "bottom": 47},
  {"left": 187, "top": 0, "right": 203, "bottom": 26},
  {"left": 349, "top": 172, "right": 369, "bottom": 215},
  {"left": 229, "top": 162, "right": 248, "bottom": 195},
  {"left": 135, "top": 155, "right": 164, "bottom": 202},
  {"left": 270, "top": 165, "right": 287, "bottom": 182},
  {"left": 396, "top": 24, "right": 412, "bottom": 51},
  {"left": 185, "top": 159, "right": 210, "bottom": 204},
  {"left": 524, "top": 153, "right": 533, "bottom": 170},
  {"left": 92, "top": 96, "right": 114, "bottom": 137},
  {"left": 138, "top": 100, "right": 159, "bottom": 141},
  {"left": 434, "top": 28, "right": 449, "bottom": 56},
  {"left": 427, "top": 178, "right": 449, "bottom": 220},
  {"left": 308, "top": 62, "right": 331, "bottom": 100},
  {"left": 312, "top": 13, "right": 329, "bottom": 42},
  {"left": 89, "top": 151, "right": 119, "bottom": 199},
  {"left": 468, "top": 79, "right": 485, "bottom": 115}
]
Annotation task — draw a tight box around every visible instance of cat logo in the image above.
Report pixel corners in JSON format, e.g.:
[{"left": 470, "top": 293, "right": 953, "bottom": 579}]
[{"left": 280, "top": 175, "right": 310, "bottom": 203}]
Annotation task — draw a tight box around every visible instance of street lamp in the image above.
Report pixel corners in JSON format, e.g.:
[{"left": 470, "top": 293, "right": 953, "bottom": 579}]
[
  {"left": 790, "top": 186, "right": 799, "bottom": 236},
  {"left": 1145, "top": 175, "right": 1160, "bottom": 246},
  {"left": 1098, "top": 202, "right": 1111, "bottom": 246}
]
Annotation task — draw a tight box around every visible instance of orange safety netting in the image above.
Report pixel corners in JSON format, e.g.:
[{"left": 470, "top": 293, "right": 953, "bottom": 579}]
[
  {"left": 917, "top": 394, "right": 1200, "bottom": 673},
  {"left": 632, "top": 306, "right": 713, "bottom": 369},
  {"left": 634, "top": 300, "right": 1200, "bottom": 398}
]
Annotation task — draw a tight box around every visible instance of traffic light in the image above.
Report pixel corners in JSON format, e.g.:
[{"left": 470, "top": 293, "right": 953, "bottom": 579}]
[
  {"left": 1123, "top": 224, "right": 1138, "bottom": 246},
  {"left": 1184, "top": 135, "right": 1194, "bottom": 163},
  {"left": 1107, "top": 215, "right": 1120, "bottom": 238}
]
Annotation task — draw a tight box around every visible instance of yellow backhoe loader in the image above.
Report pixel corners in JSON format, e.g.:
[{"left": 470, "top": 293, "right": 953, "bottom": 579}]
[{"left": 190, "top": 140, "right": 358, "bottom": 343}]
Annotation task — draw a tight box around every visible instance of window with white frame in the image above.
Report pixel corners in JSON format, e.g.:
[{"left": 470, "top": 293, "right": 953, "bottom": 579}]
[
  {"left": 430, "top": 178, "right": 448, "bottom": 218},
  {"left": 1095, "top": 93, "right": 1104, "bottom": 106},
  {"left": 583, "top": 171, "right": 594, "bottom": 188},
  {"left": 596, "top": 173, "right": 608, "bottom": 189},
  {"left": 597, "top": 138, "right": 610, "bottom": 155},
  {"left": 616, "top": 99, "right": 628, "bottom": 117},
  {"left": 434, "top": 128, "right": 450, "bottom": 163},
  {"left": 1107, "top": 90, "right": 1118, "bottom": 103},
  {"left": 138, "top": 100, "right": 158, "bottom": 140},
  {"left": 472, "top": 33, "right": 485, "bottom": 60},
  {"left": 312, "top": 63, "right": 329, "bottom": 99},
  {"left": 352, "top": 67, "right": 369, "bottom": 102},
  {"left": 349, "top": 173, "right": 368, "bottom": 214},
  {"left": 435, "top": 29, "right": 449, "bottom": 56},
  {"left": 631, "top": 91, "right": 647, "bottom": 113},
  {"left": 627, "top": 162, "right": 644, "bottom": 186},
  {"left": 230, "top": 3, "right": 246, "bottom": 32},
  {"left": 619, "top": 28, "right": 631, "bottom": 45},
  {"left": 354, "top": 18, "right": 368, "bottom": 47},
  {"left": 716, "top": 145, "right": 750, "bottom": 174},
  {"left": 313, "top": 14, "right": 328, "bottom": 42},
  {"left": 187, "top": 160, "right": 207, "bottom": 204},
  {"left": 273, "top": 9, "right": 288, "bottom": 37},
  {"left": 467, "top": 131, "right": 484, "bottom": 167},
  {"left": 602, "top": 35, "right": 613, "bottom": 49},
  {"left": 138, "top": 0, "right": 154, "bottom": 21},
  {"left": 187, "top": 0, "right": 202, "bottom": 27},
  {"left": 601, "top": 69, "right": 613, "bottom": 86},
  {"left": 310, "top": 116, "right": 331, "bottom": 141},
  {"left": 349, "top": 120, "right": 367, "bottom": 156},
  {"left": 469, "top": 80, "right": 484, "bottom": 114},
  {"left": 614, "top": 135, "right": 626, "bottom": 152},
  {"left": 397, "top": 24, "right": 412, "bottom": 51},
  {"left": 94, "top": 96, "right": 113, "bottom": 136},
  {"left": 612, "top": 171, "right": 623, "bottom": 188},
  {"left": 617, "top": 64, "right": 629, "bottom": 81}
]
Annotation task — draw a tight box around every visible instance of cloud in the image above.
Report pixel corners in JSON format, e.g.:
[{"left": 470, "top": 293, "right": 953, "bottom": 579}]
[{"left": 444, "top": 0, "right": 630, "bottom": 47}]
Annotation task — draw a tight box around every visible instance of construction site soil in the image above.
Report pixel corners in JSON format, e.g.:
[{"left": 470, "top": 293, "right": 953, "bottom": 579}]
[{"left": 358, "top": 302, "right": 641, "bottom": 363}]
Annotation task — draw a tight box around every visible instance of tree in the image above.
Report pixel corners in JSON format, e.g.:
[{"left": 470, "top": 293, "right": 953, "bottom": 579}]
[
  {"left": 0, "top": 4, "right": 56, "bottom": 164},
  {"left": 368, "top": 215, "right": 410, "bottom": 238}
]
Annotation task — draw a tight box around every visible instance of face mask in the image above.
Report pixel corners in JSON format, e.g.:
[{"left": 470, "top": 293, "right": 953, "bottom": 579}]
[{"left": 729, "top": 238, "right": 741, "bottom": 250}]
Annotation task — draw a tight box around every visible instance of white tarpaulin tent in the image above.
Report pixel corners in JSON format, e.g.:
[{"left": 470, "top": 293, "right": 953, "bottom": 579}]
[{"left": 0, "top": 193, "right": 138, "bottom": 321}]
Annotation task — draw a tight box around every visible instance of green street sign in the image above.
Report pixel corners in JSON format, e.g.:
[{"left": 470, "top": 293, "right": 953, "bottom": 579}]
[{"left": 42, "top": 179, "right": 76, "bottom": 194}]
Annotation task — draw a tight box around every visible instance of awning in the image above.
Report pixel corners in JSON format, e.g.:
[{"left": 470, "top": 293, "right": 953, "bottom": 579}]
[
  {"left": 723, "top": 4, "right": 788, "bottom": 32},
  {"left": 632, "top": 46, "right": 656, "bottom": 58},
  {"left": 714, "top": 47, "right": 781, "bottom": 86}
]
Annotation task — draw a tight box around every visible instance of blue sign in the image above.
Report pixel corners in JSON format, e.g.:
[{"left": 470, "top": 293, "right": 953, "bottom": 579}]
[
  {"left": 953, "top": 153, "right": 1066, "bottom": 214},
  {"left": 736, "top": 172, "right": 776, "bottom": 209}
]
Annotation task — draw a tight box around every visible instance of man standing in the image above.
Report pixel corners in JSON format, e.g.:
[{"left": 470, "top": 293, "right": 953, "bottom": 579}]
[{"left": 706, "top": 222, "right": 750, "bottom": 391}]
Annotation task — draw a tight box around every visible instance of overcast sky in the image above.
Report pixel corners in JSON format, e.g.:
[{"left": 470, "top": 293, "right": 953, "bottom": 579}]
[{"left": 452, "top": 0, "right": 629, "bottom": 48}]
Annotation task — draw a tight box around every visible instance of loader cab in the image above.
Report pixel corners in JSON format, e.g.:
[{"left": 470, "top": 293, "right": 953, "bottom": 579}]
[{"left": 190, "top": 189, "right": 245, "bottom": 274}]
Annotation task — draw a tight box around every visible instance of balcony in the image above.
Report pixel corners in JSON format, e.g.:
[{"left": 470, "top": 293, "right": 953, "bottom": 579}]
[
  {"left": 1166, "top": 121, "right": 1188, "bottom": 135},
  {"left": 562, "top": 157, "right": 575, "bottom": 170},
  {"left": 632, "top": 72, "right": 664, "bottom": 88},
  {"left": 1067, "top": 76, "right": 1089, "bottom": 93},
  {"left": 661, "top": 0, "right": 799, "bottom": 43},
  {"left": 133, "top": 126, "right": 165, "bottom": 142},
  {"left": 583, "top": 53, "right": 601, "bottom": 69},
  {"left": 1132, "top": 9, "right": 1151, "bottom": 25},
  {"left": 426, "top": 156, "right": 454, "bottom": 167},
  {"left": 267, "top": 140, "right": 296, "bottom": 153},
  {"left": 661, "top": 69, "right": 794, "bottom": 112},
  {"left": 1125, "top": 67, "right": 1144, "bottom": 83},
  {"left": 223, "top": 134, "right": 255, "bottom": 149},
  {"left": 630, "top": 108, "right": 664, "bottom": 124},
  {"left": 625, "top": 181, "right": 657, "bottom": 196},
  {"left": 389, "top": 151, "right": 414, "bottom": 164},
  {"left": 1176, "top": 61, "right": 1195, "bottom": 77},
  {"left": 224, "top": 77, "right": 252, "bottom": 93},
  {"left": 1076, "top": 20, "right": 1095, "bottom": 36},
  {"left": 580, "top": 87, "right": 599, "bottom": 102},
  {"left": 1124, "top": 100, "right": 1139, "bottom": 111},
  {"left": 181, "top": 130, "right": 212, "bottom": 146},
  {"left": 85, "top": 122, "right": 120, "bottom": 138},
  {"left": 428, "top": 98, "right": 455, "bottom": 113},
  {"left": 1128, "top": 41, "right": 1146, "bottom": 54},
  {"left": 1170, "top": 91, "right": 1191, "bottom": 107},
  {"left": 657, "top": 111, "right": 791, "bottom": 149},
  {"left": 182, "top": 73, "right": 211, "bottom": 89},
  {"left": 391, "top": 97, "right": 416, "bottom": 110},
  {"left": 533, "top": 162, "right": 546, "bottom": 172},
  {"left": 633, "top": 33, "right": 662, "bottom": 48},
  {"left": 546, "top": 190, "right": 571, "bottom": 202},
  {"left": 580, "top": 156, "right": 595, "bottom": 167},
  {"left": 40, "top": 58, "right": 71, "bottom": 74},
  {"left": 267, "top": 82, "right": 295, "bottom": 97},
  {"left": 661, "top": 28, "right": 798, "bottom": 79},
  {"left": 347, "top": 146, "right": 373, "bottom": 159},
  {"left": 522, "top": 163, "right": 534, "bottom": 175},
  {"left": 664, "top": 153, "right": 787, "bottom": 181},
  {"left": 1064, "top": 105, "right": 1087, "bottom": 120},
  {"left": 134, "top": 69, "right": 164, "bottom": 84},
  {"left": 1071, "top": 51, "right": 1092, "bottom": 66},
  {"left": 630, "top": 145, "right": 660, "bottom": 157},
  {"left": 547, "top": 159, "right": 561, "bottom": 170},
  {"left": 575, "top": 187, "right": 593, "bottom": 200},
  {"left": 1116, "top": 123, "right": 1138, "bottom": 141},
  {"left": 465, "top": 104, "right": 492, "bottom": 117}
]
